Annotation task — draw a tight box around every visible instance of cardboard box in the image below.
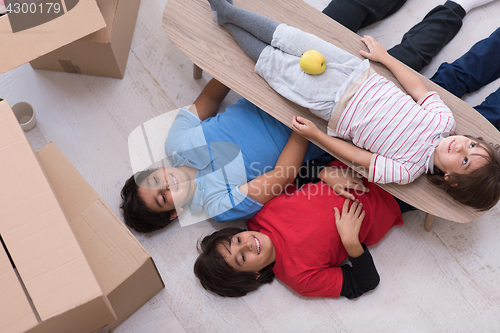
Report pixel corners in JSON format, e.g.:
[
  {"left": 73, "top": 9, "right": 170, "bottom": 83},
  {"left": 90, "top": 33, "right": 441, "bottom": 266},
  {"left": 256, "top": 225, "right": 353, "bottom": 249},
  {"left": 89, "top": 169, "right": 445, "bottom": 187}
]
[
  {"left": 36, "top": 142, "right": 165, "bottom": 331},
  {"left": 0, "top": 100, "right": 164, "bottom": 332},
  {"left": 29, "top": 0, "right": 141, "bottom": 78},
  {"left": 0, "top": 100, "right": 116, "bottom": 332},
  {"left": 0, "top": 0, "right": 106, "bottom": 75}
]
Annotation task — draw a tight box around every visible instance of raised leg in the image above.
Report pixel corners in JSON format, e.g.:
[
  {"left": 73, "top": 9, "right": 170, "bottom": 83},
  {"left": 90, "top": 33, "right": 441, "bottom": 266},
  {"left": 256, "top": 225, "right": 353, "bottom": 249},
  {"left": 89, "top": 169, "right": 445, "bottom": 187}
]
[{"left": 193, "top": 63, "right": 203, "bottom": 79}]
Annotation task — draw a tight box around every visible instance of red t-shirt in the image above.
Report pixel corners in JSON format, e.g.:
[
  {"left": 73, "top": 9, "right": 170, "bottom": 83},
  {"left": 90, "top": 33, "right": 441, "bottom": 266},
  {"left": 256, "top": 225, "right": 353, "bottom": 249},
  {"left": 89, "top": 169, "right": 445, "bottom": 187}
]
[{"left": 248, "top": 161, "right": 403, "bottom": 298}]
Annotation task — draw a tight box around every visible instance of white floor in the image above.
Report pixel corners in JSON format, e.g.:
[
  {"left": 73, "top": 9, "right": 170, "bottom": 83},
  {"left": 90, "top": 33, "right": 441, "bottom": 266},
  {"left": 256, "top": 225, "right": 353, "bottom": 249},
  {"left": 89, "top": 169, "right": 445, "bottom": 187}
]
[{"left": 1, "top": 0, "right": 500, "bottom": 332}]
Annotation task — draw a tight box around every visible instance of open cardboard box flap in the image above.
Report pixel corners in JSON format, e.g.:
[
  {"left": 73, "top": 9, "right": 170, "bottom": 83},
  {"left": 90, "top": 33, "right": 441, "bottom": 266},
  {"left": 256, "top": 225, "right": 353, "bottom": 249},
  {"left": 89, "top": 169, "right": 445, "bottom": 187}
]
[
  {"left": 0, "top": 0, "right": 106, "bottom": 74},
  {"left": 0, "top": 100, "right": 115, "bottom": 333},
  {"left": 36, "top": 141, "right": 165, "bottom": 330}
]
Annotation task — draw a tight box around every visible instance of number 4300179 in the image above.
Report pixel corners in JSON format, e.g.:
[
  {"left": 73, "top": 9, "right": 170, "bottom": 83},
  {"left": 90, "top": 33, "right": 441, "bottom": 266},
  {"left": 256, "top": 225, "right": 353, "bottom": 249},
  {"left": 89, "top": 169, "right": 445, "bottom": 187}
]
[{"left": 6, "top": 2, "right": 61, "bottom": 14}]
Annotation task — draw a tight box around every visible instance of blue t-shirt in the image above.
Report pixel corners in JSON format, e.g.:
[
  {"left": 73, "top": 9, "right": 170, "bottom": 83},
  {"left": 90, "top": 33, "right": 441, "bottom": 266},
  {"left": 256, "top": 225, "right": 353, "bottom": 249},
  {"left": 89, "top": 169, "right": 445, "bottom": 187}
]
[{"left": 165, "top": 98, "right": 325, "bottom": 222}]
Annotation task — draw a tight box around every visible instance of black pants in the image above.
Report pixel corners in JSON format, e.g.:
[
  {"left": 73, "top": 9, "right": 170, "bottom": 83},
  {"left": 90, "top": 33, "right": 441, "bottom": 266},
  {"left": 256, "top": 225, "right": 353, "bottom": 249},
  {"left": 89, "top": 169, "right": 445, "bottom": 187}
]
[
  {"left": 322, "top": 0, "right": 465, "bottom": 71},
  {"left": 322, "top": 0, "right": 408, "bottom": 32}
]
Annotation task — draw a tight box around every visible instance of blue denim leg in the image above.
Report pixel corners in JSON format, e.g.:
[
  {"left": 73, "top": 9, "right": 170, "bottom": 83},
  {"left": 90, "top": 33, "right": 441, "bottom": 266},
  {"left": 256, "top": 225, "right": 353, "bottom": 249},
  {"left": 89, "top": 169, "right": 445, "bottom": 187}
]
[
  {"left": 431, "top": 27, "right": 500, "bottom": 98},
  {"left": 474, "top": 88, "right": 500, "bottom": 130}
]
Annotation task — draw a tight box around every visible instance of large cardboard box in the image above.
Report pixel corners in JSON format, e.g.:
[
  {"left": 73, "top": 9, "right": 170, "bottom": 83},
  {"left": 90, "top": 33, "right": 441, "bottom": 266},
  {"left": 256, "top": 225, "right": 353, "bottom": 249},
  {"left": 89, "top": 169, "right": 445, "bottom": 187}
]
[
  {"left": 0, "top": 0, "right": 140, "bottom": 78},
  {"left": 29, "top": 0, "right": 141, "bottom": 78},
  {"left": 0, "top": 100, "right": 116, "bottom": 332},
  {"left": 0, "top": 100, "right": 164, "bottom": 332},
  {"left": 36, "top": 142, "right": 165, "bottom": 331},
  {"left": 0, "top": 0, "right": 106, "bottom": 75}
]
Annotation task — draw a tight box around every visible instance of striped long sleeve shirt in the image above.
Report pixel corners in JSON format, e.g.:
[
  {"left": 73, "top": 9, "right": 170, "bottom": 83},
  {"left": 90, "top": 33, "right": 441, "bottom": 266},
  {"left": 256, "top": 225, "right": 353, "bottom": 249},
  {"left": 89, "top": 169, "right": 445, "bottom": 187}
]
[{"left": 336, "top": 73, "right": 456, "bottom": 184}]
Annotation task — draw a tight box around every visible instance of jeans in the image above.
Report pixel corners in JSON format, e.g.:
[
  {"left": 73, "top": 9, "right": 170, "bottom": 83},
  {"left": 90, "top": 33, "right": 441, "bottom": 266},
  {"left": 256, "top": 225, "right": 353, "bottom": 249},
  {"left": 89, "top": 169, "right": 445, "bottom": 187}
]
[{"left": 431, "top": 28, "right": 500, "bottom": 129}]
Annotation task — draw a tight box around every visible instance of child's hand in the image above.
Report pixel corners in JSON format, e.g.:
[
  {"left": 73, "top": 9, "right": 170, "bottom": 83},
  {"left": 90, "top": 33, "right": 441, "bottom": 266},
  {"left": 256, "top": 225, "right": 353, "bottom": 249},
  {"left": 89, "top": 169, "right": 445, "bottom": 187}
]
[
  {"left": 359, "top": 36, "right": 389, "bottom": 63},
  {"left": 334, "top": 199, "right": 364, "bottom": 249},
  {"left": 319, "top": 167, "right": 369, "bottom": 200},
  {"left": 291, "top": 116, "right": 319, "bottom": 139}
]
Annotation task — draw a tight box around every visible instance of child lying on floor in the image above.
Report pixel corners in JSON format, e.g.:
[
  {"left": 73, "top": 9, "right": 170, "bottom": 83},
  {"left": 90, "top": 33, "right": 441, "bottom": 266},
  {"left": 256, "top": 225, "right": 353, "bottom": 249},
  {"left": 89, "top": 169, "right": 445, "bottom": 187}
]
[
  {"left": 194, "top": 161, "right": 403, "bottom": 298},
  {"left": 206, "top": 0, "right": 500, "bottom": 210}
]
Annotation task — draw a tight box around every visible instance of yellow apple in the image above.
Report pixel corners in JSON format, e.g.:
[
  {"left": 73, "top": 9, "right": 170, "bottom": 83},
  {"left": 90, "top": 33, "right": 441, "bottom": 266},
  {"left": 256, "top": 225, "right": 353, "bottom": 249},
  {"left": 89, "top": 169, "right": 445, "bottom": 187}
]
[{"left": 300, "top": 50, "right": 326, "bottom": 75}]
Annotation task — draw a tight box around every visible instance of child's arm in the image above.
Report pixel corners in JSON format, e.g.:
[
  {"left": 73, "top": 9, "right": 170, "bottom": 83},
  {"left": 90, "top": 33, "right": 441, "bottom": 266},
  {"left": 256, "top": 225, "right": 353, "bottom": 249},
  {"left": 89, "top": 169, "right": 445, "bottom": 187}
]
[
  {"left": 191, "top": 78, "right": 230, "bottom": 121},
  {"left": 240, "top": 130, "right": 308, "bottom": 204},
  {"left": 359, "top": 36, "right": 429, "bottom": 102},
  {"left": 335, "top": 199, "right": 380, "bottom": 299},
  {"left": 292, "top": 116, "right": 372, "bottom": 170}
]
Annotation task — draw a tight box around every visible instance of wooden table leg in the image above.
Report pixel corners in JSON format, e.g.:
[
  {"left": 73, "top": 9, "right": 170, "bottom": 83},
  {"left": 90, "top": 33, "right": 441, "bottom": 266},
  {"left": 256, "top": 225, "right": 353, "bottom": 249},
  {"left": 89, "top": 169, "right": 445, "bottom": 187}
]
[
  {"left": 193, "top": 63, "right": 203, "bottom": 79},
  {"left": 424, "top": 213, "right": 435, "bottom": 232}
]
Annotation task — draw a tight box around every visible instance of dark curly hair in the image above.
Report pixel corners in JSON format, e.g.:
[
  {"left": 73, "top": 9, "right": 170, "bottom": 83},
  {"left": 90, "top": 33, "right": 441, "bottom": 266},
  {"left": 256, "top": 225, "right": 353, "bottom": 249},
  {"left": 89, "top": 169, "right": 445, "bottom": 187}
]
[
  {"left": 120, "top": 169, "right": 177, "bottom": 233},
  {"left": 427, "top": 136, "right": 500, "bottom": 211},
  {"left": 194, "top": 228, "right": 275, "bottom": 297}
]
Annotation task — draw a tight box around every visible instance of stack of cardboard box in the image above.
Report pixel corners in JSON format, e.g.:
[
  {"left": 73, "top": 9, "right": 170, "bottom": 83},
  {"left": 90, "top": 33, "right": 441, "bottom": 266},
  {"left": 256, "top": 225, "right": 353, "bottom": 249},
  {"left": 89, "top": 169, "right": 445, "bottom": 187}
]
[
  {"left": 1, "top": 0, "right": 140, "bottom": 78},
  {"left": 0, "top": 100, "right": 164, "bottom": 333}
]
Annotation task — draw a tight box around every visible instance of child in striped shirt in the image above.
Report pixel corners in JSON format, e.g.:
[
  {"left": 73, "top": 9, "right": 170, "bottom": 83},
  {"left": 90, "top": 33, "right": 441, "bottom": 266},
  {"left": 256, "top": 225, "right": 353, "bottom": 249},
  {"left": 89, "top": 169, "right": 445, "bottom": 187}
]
[{"left": 207, "top": 0, "right": 500, "bottom": 210}]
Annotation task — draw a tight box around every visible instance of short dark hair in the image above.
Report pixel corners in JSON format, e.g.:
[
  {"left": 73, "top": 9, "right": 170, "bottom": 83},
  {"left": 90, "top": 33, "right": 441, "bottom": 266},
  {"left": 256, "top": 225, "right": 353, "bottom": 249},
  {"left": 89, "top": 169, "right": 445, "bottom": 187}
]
[
  {"left": 428, "top": 136, "right": 500, "bottom": 211},
  {"left": 120, "top": 169, "right": 177, "bottom": 233},
  {"left": 194, "top": 228, "right": 275, "bottom": 297}
]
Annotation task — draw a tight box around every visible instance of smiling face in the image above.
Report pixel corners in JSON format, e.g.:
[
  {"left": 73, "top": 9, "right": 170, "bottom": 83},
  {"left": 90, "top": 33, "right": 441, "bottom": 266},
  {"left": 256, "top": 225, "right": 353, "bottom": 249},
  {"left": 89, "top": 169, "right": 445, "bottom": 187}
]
[
  {"left": 433, "top": 135, "right": 489, "bottom": 176},
  {"left": 137, "top": 167, "right": 196, "bottom": 216},
  {"left": 217, "top": 231, "right": 276, "bottom": 274}
]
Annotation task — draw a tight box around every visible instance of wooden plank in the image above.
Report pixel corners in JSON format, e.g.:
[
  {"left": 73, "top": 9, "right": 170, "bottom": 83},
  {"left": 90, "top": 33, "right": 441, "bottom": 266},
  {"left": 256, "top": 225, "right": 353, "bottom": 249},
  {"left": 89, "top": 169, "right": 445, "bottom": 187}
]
[{"left": 162, "top": 0, "right": 500, "bottom": 222}]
